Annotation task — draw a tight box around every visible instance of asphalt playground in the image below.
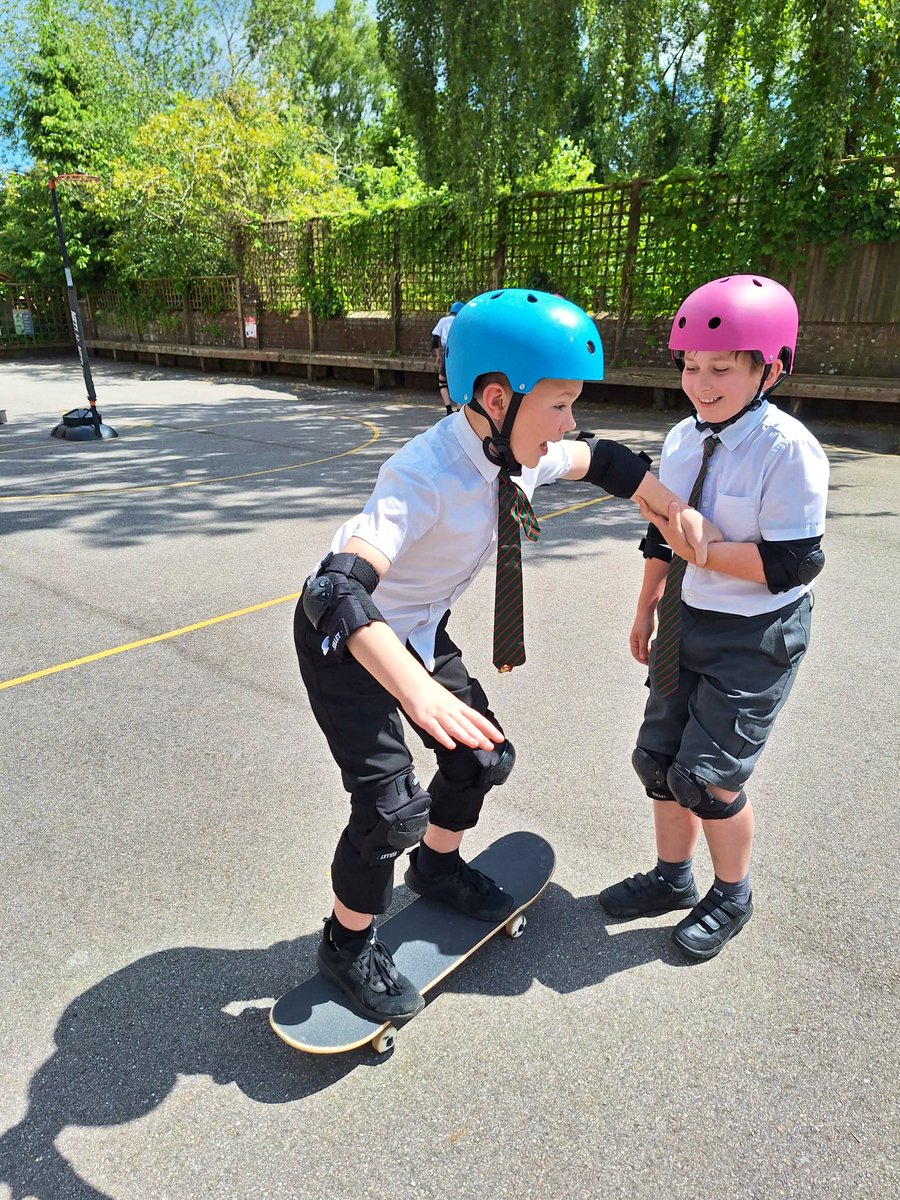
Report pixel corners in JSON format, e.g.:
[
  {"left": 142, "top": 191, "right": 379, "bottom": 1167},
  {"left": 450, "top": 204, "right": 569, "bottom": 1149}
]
[{"left": 1, "top": 356, "right": 897, "bottom": 1200}]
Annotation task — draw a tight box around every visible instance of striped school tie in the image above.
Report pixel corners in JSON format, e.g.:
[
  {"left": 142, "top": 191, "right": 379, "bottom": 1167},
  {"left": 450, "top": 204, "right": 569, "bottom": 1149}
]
[
  {"left": 652, "top": 435, "right": 720, "bottom": 696},
  {"left": 493, "top": 472, "right": 541, "bottom": 672}
]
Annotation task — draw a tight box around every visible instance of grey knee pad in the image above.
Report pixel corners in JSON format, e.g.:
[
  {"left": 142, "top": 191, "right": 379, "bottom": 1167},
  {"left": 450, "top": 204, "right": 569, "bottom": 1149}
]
[
  {"left": 632, "top": 747, "right": 675, "bottom": 801},
  {"left": 354, "top": 772, "right": 431, "bottom": 865},
  {"left": 666, "top": 763, "right": 747, "bottom": 820}
]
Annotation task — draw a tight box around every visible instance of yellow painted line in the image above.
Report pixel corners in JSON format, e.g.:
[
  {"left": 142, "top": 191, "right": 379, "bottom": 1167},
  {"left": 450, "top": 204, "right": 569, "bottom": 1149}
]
[
  {"left": 0, "top": 490, "right": 613, "bottom": 692},
  {"left": 0, "top": 416, "right": 380, "bottom": 500},
  {"left": 0, "top": 593, "right": 302, "bottom": 691},
  {"left": 540, "top": 493, "right": 614, "bottom": 520}
]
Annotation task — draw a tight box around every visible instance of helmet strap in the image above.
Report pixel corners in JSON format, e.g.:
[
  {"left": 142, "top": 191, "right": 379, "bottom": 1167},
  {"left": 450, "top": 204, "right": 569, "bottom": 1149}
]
[
  {"left": 694, "top": 396, "right": 763, "bottom": 434},
  {"left": 469, "top": 393, "right": 525, "bottom": 475},
  {"left": 693, "top": 354, "right": 793, "bottom": 434}
]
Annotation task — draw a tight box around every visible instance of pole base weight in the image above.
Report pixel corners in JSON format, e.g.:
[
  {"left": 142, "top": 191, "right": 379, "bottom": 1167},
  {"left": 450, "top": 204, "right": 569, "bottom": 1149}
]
[{"left": 50, "top": 408, "right": 118, "bottom": 440}]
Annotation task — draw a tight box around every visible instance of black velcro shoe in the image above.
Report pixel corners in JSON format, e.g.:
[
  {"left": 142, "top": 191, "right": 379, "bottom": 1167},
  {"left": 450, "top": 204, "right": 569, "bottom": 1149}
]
[
  {"left": 598, "top": 870, "right": 700, "bottom": 918},
  {"left": 404, "top": 848, "right": 515, "bottom": 923},
  {"left": 317, "top": 919, "right": 424, "bottom": 1022},
  {"left": 672, "top": 888, "right": 753, "bottom": 960}
]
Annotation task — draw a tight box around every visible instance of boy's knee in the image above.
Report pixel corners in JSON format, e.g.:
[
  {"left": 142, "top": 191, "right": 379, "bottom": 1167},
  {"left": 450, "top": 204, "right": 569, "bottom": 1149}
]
[
  {"left": 632, "top": 746, "right": 675, "bottom": 800},
  {"left": 666, "top": 762, "right": 747, "bottom": 820},
  {"left": 348, "top": 771, "right": 431, "bottom": 865},
  {"left": 429, "top": 738, "right": 516, "bottom": 827}
]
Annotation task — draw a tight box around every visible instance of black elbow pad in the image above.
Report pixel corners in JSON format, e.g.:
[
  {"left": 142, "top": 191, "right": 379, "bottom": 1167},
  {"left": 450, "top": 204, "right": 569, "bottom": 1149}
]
[
  {"left": 583, "top": 438, "right": 652, "bottom": 498},
  {"left": 639, "top": 523, "right": 672, "bottom": 563},
  {"left": 758, "top": 536, "right": 824, "bottom": 593},
  {"left": 302, "top": 551, "right": 384, "bottom": 658}
]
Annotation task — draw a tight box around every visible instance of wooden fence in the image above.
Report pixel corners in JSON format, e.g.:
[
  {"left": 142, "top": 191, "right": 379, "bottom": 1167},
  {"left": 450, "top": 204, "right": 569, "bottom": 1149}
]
[{"left": 3, "top": 161, "right": 897, "bottom": 378}]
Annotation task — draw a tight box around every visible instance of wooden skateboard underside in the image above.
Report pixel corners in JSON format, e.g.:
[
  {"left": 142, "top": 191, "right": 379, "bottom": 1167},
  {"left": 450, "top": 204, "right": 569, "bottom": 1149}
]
[{"left": 270, "top": 831, "right": 555, "bottom": 1054}]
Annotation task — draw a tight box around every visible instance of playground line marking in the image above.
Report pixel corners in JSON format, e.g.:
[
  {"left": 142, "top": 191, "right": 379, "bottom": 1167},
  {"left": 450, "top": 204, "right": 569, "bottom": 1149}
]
[
  {"left": 0, "top": 416, "right": 380, "bottom": 500},
  {"left": 1, "top": 494, "right": 613, "bottom": 691}
]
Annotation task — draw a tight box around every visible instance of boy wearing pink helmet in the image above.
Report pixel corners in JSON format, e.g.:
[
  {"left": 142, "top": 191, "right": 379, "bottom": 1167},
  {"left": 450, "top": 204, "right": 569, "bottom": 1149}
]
[{"left": 598, "top": 275, "right": 830, "bottom": 960}]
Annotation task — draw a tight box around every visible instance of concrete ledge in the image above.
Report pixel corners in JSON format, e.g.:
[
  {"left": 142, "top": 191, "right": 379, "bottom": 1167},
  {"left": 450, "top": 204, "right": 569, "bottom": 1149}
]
[{"left": 86, "top": 339, "right": 434, "bottom": 386}]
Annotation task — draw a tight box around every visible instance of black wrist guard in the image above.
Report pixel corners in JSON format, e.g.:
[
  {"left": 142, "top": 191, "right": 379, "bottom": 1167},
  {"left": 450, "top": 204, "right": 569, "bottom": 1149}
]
[
  {"left": 639, "top": 523, "right": 672, "bottom": 563},
  {"left": 302, "top": 551, "right": 384, "bottom": 659},
  {"left": 583, "top": 438, "right": 651, "bottom": 498}
]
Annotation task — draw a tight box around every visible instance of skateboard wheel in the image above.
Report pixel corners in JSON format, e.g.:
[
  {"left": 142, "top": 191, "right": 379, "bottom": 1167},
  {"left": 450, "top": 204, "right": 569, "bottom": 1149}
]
[
  {"left": 373, "top": 1026, "right": 397, "bottom": 1054},
  {"left": 505, "top": 914, "right": 527, "bottom": 939}
]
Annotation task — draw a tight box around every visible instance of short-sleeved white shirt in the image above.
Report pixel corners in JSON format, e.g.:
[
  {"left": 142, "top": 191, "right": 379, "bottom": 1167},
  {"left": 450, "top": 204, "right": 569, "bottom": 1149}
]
[
  {"left": 659, "top": 400, "right": 830, "bottom": 616},
  {"left": 431, "top": 314, "right": 455, "bottom": 347},
  {"left": 321, "top": 411, "right": 574, "bottom": 669}
]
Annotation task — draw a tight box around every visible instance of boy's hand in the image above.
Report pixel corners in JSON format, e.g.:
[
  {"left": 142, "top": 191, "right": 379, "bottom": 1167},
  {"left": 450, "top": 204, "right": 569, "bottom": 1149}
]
[
  {"left": 638, "top": 498, "right": 722, "bottom": 566},
  {"left": 678, "top": 505, "right": 723, "bottom": 566},
  {"left": 400, "top": 676, "right": 504, "bottom": 752},
  {"left": 630, "top": 608, "right": 657, "bottom": 664}
]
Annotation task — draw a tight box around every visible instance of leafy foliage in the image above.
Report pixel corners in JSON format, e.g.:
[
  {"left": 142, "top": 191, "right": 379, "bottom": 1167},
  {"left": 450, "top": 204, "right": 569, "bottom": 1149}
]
[{"left": 0, "top": 0, "right": 896, "bottom": 292}]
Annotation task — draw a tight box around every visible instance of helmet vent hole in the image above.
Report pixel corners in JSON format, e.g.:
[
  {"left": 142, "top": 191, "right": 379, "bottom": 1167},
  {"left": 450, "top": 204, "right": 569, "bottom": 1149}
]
[
  {"left": 526, "top": 294, "right": 538, "bottom": 303},
  {"left": 678, "top": 317, "right": 686, "bottom": 329},
  {"left": 752, "top": 279, "right": 763, "bottom": 287},
  {"left": 491, "top": 292, "right": 503, "bottom": 299},
  {"left": 708, "top": 317, "right": 722, "bottom": 330},
  {"left": 586, "top": 340, "right": 596, "bottom": 355}
]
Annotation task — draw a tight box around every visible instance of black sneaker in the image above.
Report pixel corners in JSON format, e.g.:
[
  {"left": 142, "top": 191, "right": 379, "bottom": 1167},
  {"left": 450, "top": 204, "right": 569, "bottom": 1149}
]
[
  {"left": 598, "top": 870, "right": 700, "bottom": 918},
  {"left": 404, "top": 848, "right": 515, "bottom": 922},
  {"left": 317, "top": 919, "right": 424, "bottom": 1022},
  {"left": 672, "top": 888, "right": 753, "bottom": 960}
]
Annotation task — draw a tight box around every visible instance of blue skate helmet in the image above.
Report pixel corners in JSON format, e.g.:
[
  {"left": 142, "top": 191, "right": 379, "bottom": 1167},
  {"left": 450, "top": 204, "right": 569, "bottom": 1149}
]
[
  {"left": 445, "top": 288, "right": 603, "bottom": 473},
  {"left": 449, "top": 300, "right": 465, "bottom": 314}
]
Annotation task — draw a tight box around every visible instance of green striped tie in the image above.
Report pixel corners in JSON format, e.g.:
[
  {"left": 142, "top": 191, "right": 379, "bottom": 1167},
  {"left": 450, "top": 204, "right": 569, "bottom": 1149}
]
[
  {"left": 652, "top": 435, "right": 720, "bottom": 697},
  {"left": 493, "top": 472, "right": 541, "bottom": 672}
]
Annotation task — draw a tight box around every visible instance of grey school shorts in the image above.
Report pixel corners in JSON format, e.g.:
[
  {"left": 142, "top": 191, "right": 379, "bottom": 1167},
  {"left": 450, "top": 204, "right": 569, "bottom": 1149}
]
[{"left": 638, "top": 593, "right": 813, "bottom": 791}]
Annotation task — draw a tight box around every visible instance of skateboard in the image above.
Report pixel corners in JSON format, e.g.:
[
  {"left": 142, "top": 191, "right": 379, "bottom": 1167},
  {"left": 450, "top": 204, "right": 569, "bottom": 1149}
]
[{"left": 270, "top": 830, "right": 555, "bottom": 1055}]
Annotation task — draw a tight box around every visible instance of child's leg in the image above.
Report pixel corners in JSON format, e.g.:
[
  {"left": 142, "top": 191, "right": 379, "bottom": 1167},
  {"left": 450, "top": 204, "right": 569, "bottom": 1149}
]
[
  {"left": 653, "top": 798, "right": 701, "bottom": 863},
  {"left": 701, "top": 789, "right": 755, "bottom": 884},
  {"left": 669, "top": 596, "right": 812, "bottom": 958},
  {"left": 294, "top": 600, "right": 427, "bottom": 1018},
  {"left": 598, "top": 659, "right": 702, "bottom": 918},
  {"left": 402, "top": 621, "right": 516, "bottom": 921}
]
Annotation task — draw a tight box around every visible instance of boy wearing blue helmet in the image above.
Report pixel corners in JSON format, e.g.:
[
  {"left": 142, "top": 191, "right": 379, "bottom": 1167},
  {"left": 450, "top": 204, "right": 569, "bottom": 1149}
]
[
  {"left": 432, "top": 300, "right": 465, "bottom": 414},
  {"left": 294, "top": 289, "right": 719, "bottom": 1022}
]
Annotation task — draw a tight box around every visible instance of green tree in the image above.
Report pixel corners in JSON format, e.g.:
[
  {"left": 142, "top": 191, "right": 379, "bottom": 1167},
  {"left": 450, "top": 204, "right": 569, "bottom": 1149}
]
[
  {"left": 98, "top": 83, "right": 359, "bottom": 281},
  {"left": 377, "top": 0, "right": 582, "bottom": 194},
  {"left": 247, "top": 0, "right": 390, "bottom": 152}
]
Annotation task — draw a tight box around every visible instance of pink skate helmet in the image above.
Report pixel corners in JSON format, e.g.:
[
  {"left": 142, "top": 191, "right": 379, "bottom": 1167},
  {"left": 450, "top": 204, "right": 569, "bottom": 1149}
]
[{"left": 668, "top": 275, "right": 798, "bottom": 372}]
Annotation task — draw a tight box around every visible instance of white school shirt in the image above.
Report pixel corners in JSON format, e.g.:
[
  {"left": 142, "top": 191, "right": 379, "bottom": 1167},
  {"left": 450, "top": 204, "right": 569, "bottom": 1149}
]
[
  {"left": 322, "top": 411, "right": 574, "bottom": 669},
  {"left": 659, "top": 400, "right": 830, "bottom": 617},
  {"left": 431, "top": 314, "right": 455, "bottom": 347}
]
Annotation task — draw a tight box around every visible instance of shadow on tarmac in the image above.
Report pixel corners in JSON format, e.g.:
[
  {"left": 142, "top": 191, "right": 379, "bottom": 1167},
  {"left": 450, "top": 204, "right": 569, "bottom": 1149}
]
[
  {"left": 0, "top": 882, "right": 686, "bottom": 1200},
  {"left": 1, "top": 366, "right": 892, "bottom": 554}
]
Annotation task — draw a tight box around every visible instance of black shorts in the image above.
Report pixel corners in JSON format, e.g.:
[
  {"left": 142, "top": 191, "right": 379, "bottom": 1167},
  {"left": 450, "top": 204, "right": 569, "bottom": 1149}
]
[
  {"left": 638, "top": 594, "right": 812, "bottom": 790},
  {"left": 294, "top": 603, "right": 500, "bottom": 911}
]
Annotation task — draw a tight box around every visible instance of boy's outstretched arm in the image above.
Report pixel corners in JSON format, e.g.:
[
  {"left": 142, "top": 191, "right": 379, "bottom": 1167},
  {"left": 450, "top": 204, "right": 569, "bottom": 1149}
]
[
  {"left": 332, "top": 537, "right": 504, "bottom": 752},
  {"left": 563, "top": 438, "right": 721, "bottom": 565}
]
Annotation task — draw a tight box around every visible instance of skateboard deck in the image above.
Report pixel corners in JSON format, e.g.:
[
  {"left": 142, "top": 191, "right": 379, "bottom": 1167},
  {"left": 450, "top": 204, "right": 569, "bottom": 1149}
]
[{"left": 270, "top": 831, "right": 555, "bottom": 1055}]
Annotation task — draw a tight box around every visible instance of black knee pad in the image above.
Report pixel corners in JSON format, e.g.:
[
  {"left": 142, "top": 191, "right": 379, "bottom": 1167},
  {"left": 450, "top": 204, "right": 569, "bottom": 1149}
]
[
  {"left": 476, "top": 739, "right": 516, "bottom": 788},
  {"left": 666, "top": 763, "right": 747, "bottom": 820},
  {"left": 632, "top": 746, "right": 675, "bottom": 800},
  {"left": 428, "top": 739, "right": 515, "bottom": 831},
  {"left": 350, "top": 772, "right": 431, "bottom": 865}
]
